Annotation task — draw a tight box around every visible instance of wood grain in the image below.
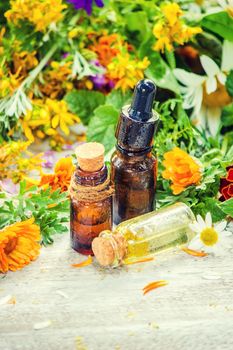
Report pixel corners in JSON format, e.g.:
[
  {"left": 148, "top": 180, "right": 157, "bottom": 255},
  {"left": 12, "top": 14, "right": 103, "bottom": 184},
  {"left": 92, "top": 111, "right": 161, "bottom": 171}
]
[{"left": 1, "top": 234, "right": 233, "bottom": 350}]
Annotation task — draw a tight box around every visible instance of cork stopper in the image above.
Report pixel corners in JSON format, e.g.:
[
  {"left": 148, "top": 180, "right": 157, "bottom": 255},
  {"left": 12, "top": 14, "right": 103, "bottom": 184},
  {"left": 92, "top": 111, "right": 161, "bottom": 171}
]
[
  {"left": 75, "top": 142, "right": 105, "bottom": 172},
  {"left": 92, "top": 232, "right": 127, "bottom": 267}
]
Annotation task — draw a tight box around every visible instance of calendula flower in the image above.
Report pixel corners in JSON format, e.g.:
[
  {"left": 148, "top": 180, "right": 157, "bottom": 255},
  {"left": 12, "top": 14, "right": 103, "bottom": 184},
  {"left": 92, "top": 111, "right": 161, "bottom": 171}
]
[
  {"left": 39, "top": 157, "right": 74, "bottom": 192},
  {"left": 40, "top": 61, "right": 73, "bottom": 99},
  {"left": 174, "top": 40, "right": 233, "bottom": 135},
  {"left": 90, "top": 34, "right": 123, "bottom": 66},
  {"left": 67, "top": 0, "right": 104, "bottom": 15},
  {"left": 0, "top": 218, "right": 41, "bottom": 273},
  {"left": 219, "top": 166, "right": 233, "bottom": 201},
  {"left": 153, "top": 2, "right": 202, "bottom": 53},
  {"left": 162, "top": 147, "right": 202, "bottom": 195},
  {"left": 188, "top": 213, "right": 232, "bottom": 255},
  {"left": 5, "top": 0, "right": 67, "bottom": 32},
  {"left": 107, "top": 53, "right": 150, "bottom": 92}
]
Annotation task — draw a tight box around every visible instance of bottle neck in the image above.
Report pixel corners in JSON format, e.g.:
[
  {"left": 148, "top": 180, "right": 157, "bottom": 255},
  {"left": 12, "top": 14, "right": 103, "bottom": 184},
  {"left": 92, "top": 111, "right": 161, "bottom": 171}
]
[
  {"left": 74, "top": 165, "right": 108, "bottom": 187},
  {"left": 116, "top": 144, "right": 152, "bottom": 158}
]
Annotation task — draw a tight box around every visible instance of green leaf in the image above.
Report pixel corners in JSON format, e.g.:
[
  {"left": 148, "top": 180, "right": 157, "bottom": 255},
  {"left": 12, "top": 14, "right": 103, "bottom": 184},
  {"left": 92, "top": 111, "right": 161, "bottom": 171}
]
[
  {"left": 65, "top": 90, "right": 105, "bottom": 125},
  {"left": 87, "top": 105, "right": 118, "bottom": 153},
  {"left": 204, "top": 198, "right": 226, "bottom": 222},
  {"left": 201, "top": 11, "right": 233, "bottom": 42},
  {"left": 126, "top": 11, "right": 150, "bottom": 43},
  {"left": 221, "top": 103, "right": 233, "bottom": 127},
  {"left": 226, "top": 70, "right": 233, "bottom": 97},
  {"left": 105, "top": 90, "right": 131, "bottom": 110},
  {"left": 219, "top": 198, "right": 233, "bottom": 217},
  {"left": 139, "top": 37, "right": 179, "bottom": 93}
]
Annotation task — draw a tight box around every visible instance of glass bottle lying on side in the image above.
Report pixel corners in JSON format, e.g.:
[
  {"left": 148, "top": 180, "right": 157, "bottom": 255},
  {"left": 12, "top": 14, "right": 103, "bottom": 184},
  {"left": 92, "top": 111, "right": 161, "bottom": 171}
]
[{"left": 92, "top": 203, "right": 196, "bottom": 267}]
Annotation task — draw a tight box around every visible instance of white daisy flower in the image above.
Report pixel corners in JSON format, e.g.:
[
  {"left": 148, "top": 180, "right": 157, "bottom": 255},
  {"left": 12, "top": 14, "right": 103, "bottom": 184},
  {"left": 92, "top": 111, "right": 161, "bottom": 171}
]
[
  {"left": 188, "top": 212, "right": 232, "bottom": 255},
  {"left": 218, "top": 0, "right": 233, "bottom": 14},
  {"left": 174, "top": 40, "right": 233, "bottom": 136}
]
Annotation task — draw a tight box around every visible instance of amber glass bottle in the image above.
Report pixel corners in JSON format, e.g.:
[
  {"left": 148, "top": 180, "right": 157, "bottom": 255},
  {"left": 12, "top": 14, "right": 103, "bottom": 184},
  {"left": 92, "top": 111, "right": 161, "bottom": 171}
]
[
  {"left": 111, "top": 79, "right": 159, "bottom": 225},
  {"left": 70, "top": 142, "right": 112, "bottom": 255}
]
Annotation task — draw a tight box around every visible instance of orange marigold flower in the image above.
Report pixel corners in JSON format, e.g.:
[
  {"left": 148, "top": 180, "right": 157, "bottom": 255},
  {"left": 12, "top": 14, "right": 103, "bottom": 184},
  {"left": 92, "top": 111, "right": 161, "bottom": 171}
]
[
  {"left": 0, "top": 218, "right": 41, "bottom": 273},
  {"left": 90, "top": 34, "right": 123, "bottom": 66},
  {"left": 162, "top": 147, "right": 201, "bottom": 195},
  {"left": 39, "top": 157, "right": 74, "bottom": 192}
]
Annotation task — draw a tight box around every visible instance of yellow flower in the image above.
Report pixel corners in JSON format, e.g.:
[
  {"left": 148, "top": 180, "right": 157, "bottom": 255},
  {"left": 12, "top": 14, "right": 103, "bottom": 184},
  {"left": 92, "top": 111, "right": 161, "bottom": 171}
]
[
  {"left": 0, "top": 68, "right": 23, "bottom": 98},
  {"left": 153, "top": 2, "right": 202, "bottom": 53},
  {"left": 40, "top": 61, "right": 73, "bottom": 99},
  {"left": 107, "top": 53, "right": 150, "bottom": 92},
  {"left": 0, "top": 218, "right": 41, "bottom": 273},
  {"left": 5, "top": 0, "right": 67, "bottom": 32},
  {"left": 46, "top": 99, "right": 80, "bottom": 135},
  {"left": 0, "top": 141, "right": 42, "bottom": 182},
  {"left": 13, "top": 50, "right": 38, "bottom": 76},
  {"left": 162, "top": 147, "right": 202, "bottom": 195},
  {"left": 21, "top": 98, "right": 80, "bottom": 142}
]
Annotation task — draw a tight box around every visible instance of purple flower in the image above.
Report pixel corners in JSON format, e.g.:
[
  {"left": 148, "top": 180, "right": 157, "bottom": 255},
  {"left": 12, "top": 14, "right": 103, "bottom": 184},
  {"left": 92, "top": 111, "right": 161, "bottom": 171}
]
[
  {"left": 42, "top": 151, "right": 56, "bottom": 169},
  {"left": 67, "top": 0, "right": 104, "bottom": 15},
  {"left": 0, "top": 179, "right": 19, "bottom": 195}
]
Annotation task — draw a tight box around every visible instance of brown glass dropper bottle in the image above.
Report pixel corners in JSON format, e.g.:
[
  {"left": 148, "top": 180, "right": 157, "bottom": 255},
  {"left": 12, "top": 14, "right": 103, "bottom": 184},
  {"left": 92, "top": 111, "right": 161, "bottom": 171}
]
[
  {"left": 70, "top": 142, "right": 113, "bottom": 255},
  {"left": 111, "top": 79, "right": 159, "bottom": 225}
]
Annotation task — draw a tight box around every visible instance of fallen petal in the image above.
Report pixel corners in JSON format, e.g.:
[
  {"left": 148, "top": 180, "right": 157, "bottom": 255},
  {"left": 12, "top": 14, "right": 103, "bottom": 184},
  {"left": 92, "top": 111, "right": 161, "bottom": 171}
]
[
  {"left": 0, "top": 295, "right": 12, "bottom": 306},
  {"left": 125, "top": 257, "right": 154, "bottom": 265},
  {"left": 143, "top": 280, "right": 168, "bottom": 295},
  {"left": 182, "top": 247, "right": 207, "bottom": 257},
  {"left": 72, "top": 255, "right": 92, "bottom": 268},
  {"left": 33, "top": 320, "right": 52, "bottom": 330}
]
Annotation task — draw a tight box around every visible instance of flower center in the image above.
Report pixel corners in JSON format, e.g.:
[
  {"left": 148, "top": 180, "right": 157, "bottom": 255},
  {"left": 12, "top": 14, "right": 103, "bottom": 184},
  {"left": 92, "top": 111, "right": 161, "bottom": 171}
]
[
  {"left": 203, "top": 80, "right": 232, "bottom": 108},
  {"left": 200, "top": 228, "right": 218, "bottom": 246},
  {"left": 4, "top": 237, "right": 18, "bottom": 255}
]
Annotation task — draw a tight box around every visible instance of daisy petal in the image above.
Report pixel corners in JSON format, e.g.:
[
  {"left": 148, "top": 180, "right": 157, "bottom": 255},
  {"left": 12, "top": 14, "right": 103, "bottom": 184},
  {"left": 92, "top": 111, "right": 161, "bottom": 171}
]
[
  {"left": 174, "top": 69, "right": 205, "bottom": 86},
  {"left": 215, "top": 221, "right": 227, "bottom": 233},
  {"left": 189, "top": 223, "right": 201, "bottom": 233},
  {"left": 200, "top": 55, "right": 220, "bottom": 76},
  {"left": 217, "top": 72, "right": 226, "bottom": 85},
  {"left": 205, "top": 212, "right": 212, "bottom": 228},
  {"left": 206, "top": 76, "right": 217, "bottom": 94},
  {"left": 197, "top": 214, "right": 206, "bottom": 230},
  {"left": 221, "top": 40, "right": 233, "bottom": 72},
  {"left": 206, "top": 107, "right": 221, "bottom": 136}
]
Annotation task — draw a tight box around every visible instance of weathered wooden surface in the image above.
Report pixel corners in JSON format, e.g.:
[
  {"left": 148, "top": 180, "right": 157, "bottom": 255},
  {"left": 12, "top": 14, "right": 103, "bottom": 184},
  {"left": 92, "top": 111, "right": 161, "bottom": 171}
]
[{"left": 1, "top": 233, "right": 233, "bottom": 350}]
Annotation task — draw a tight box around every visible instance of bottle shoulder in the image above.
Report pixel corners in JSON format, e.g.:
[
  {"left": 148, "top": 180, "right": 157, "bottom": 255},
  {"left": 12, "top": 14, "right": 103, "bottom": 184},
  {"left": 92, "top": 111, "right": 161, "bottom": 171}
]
[{"left": 111, "top": 150, "right": 156, "bottom": 171}]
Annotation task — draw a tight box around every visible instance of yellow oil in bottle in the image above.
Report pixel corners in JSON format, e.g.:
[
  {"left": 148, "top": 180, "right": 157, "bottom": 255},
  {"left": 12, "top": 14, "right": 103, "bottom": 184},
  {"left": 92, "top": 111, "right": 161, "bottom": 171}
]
[
  {"left": 92, "top": 203, "right": 196, "bottom": 267},
  {"left": 114, "top": 203, "right": 196, "bottom": 264}
]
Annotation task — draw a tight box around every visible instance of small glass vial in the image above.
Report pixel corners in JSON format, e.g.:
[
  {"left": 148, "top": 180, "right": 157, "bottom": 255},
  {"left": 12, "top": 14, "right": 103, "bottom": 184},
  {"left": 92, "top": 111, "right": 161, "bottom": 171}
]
[
  {"left": 111, "top": 79, "right": 159, "bottom": 225},
  {"left": 70, "top": 142, "right": 112, "bottom": 255},
  {"left": 92, "top": 203, "right": 196, "bottom": 267}
]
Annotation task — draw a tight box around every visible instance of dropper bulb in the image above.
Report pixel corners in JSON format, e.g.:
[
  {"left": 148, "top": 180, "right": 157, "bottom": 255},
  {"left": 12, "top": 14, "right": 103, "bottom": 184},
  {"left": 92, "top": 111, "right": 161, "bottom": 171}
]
[{"left": 128, "top": 79, "right": 156, "bottom": 122}]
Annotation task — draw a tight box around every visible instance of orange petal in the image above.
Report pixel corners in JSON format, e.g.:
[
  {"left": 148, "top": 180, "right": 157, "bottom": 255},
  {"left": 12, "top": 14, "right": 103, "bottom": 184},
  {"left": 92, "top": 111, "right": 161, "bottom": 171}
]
[
  {"left": 72, "top": 255, "right": 92, "bottom": 268},
  {"left": 143, "top": 280, "right": 168, "bottom": 295},
  {"left": 124, "top": 257, "right": 154, "bottom": 265},
  {"left": 182, "top": 247, "right": 207, "bottom": 257}
]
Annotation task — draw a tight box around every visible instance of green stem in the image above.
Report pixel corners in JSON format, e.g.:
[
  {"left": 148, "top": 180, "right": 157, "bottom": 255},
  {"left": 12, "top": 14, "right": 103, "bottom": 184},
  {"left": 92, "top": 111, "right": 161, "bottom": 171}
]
[
  {"left": 22, "top": 44, "right": 58, "bottom": 90},
  {"left": 165, "top": 49, "right": 176, "bottom": 70}
]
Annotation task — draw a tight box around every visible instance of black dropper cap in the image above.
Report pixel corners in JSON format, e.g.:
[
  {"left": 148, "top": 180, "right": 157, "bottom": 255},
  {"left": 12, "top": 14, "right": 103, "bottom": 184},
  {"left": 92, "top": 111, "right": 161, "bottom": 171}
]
[{"left": 115, "top": 79, "right": 159, "bottom": 153}]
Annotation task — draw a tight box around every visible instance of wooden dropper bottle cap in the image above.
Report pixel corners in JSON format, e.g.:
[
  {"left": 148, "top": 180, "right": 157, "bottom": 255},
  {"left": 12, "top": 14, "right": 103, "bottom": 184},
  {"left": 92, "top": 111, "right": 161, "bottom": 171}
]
[{"left": 75, "top": 142, "right": 105, "bottom": 172}]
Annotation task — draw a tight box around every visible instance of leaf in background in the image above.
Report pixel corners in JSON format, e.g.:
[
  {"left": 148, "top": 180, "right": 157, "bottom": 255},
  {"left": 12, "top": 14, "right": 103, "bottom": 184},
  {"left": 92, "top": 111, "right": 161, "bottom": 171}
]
[
  {"left": 65, "top": 90, "right": 105, "bottom": 125},
  {"left": 201, "top": 11, "right": 233, "bottom": 42},
  {"left": 225, "top": 70, "right": 233, "bottom": 97},
  {"left": 87, "top": 105, "right": 119, "bottom": 153},
  {"left": 219, "top": 198, "right": 233, "bottom": 217},
  {"left": 126, "top": 11, "right": 150, "bottom": 44},
  {"left": 204, "top": 198, "right": 226, "bottom": 222},
  {"left": 221, "top": 102, "right": 233, "bottom": 127},
  {"left": 105, "top": 90, "right": 131, "bottom": 110},
  {"left": 139, "top": 37, "right": 179, "bottom": 93}
]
